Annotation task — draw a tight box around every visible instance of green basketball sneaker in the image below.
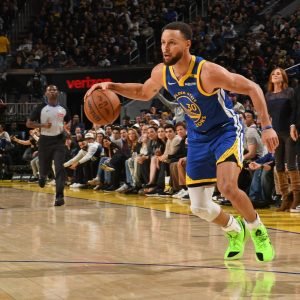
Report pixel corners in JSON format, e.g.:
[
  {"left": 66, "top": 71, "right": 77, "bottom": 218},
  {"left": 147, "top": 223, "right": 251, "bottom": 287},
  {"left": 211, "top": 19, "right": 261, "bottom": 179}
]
[
  {"left": 250, "top": 224, "right": 275, "bottom": 262},
  {"left": 224, "top": 217, "right": 248, "bottom": 260}
]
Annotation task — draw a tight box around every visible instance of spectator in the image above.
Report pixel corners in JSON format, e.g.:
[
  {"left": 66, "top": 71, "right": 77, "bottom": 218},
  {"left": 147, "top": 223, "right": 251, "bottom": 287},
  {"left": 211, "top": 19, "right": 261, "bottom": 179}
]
[
  {"left": 290, "top": 84, "right": 300, "bottom": 212},
  {"left": 116, "top": 127, "right": 140, "bottom": 193},
  {"left": 0, "top": 30, "right": 10, "bottom": 70},
  {"left": 26, "top": 68, "right": 47, "bottom": 101},
  {"left": 169, "top": 121, "right": 188, "bottom": 198},
  {"left": 0, "top": 123, "right": 10, "bottom": 142},
  {"left": 265, "top": 67, "right": 299, "bottom": 212},
  {"left": 11, "top": 129, "right": 40, "bottom": 180},
  {"left": 248, "top": 152, "right": 275, "bottom": 208},
  {"left": 145, "top": 124, "right": 181, "bottom": 195},
  {"left": 243, "top": 110, "right": 265, "bottom": 162},
  {"left": 228, "top": 93, "right": 245, "bottom": 114},
  {"left": 100, "top": 136, "right": 127, "bottom": 191},
  {"left": 70, "top": 114, "right": 85, "bottom": 135},
  {"left": 0, "top": 123, "right": 13, "bottom": 176},
  {"left": 65, "top": 132, "right": 102, "bottom": 188}
]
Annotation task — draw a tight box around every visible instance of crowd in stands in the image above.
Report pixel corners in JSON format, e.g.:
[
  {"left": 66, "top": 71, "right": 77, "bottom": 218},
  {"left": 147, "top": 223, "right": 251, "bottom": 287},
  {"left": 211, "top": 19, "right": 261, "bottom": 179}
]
[
  {"left": 3, "top": 0, "right": 298, "bottom": 77},
  {"left": 0, "top": 0, "right": 25, "bottom": 33}
]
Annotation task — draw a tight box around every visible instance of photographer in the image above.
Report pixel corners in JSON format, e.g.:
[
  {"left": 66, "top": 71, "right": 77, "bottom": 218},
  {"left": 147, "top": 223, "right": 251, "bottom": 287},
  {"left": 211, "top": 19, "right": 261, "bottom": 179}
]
[
  {"left": 0, "top": 124, "right": 13, "bottom": 178},
  {"left": 27, "top": 68, "right": 47, "bottom": 101}
]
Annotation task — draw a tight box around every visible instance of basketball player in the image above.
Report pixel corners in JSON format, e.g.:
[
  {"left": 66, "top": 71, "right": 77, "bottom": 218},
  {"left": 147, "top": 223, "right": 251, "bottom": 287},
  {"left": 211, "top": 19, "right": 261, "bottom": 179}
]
[
  {"left": 26, "top": 85, "right": 70, "bottom": 206},
  {"left": 86, "top": 22, "right": 279, "bottom": 261}
]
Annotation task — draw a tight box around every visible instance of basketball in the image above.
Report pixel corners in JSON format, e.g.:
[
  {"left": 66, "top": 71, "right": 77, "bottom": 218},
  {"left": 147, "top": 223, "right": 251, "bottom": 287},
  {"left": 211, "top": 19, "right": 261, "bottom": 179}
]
[{"left": 84, "top": 89, "right": 121, "bottom": 125}]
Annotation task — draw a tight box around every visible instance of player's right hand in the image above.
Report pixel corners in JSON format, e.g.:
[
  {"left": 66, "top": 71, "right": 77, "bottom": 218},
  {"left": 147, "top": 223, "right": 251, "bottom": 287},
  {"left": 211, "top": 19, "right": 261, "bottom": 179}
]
[{"left": 85, "top": 82, "right": 113, "bottom": 98}]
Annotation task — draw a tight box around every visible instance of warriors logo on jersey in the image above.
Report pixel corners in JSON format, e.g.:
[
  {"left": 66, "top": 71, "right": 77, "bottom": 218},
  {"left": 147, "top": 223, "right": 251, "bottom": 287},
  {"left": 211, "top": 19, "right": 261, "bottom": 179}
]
[{"left": 174, "top": 91, "right": 206, "bottom": 127}]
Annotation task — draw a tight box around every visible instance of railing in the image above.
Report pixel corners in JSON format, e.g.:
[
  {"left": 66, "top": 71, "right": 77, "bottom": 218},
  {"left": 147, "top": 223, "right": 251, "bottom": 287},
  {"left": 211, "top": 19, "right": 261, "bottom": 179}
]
[
  {"left": 8, "top": 0, "right": 34, "bottom": 50},
  {"left": 177, "top": 12, "right": 184, "bottom": 22},
  {"left": 145, "top": 35, "right": 155, "bottom": 64},
  {"left": 129, "top": 48, "right": 140, "bottom": 64},
  {"left": 189, "top": 1, "right": 198, "bottom": 22},
  {"left": 285, "top": 63, "right": 300, "bottom": 76},
  {"left": 0, "top": 102, "right": 38, "bottom": 122},
  {"left": 200, "top": 0, "right": 211, "bottom": 17}
]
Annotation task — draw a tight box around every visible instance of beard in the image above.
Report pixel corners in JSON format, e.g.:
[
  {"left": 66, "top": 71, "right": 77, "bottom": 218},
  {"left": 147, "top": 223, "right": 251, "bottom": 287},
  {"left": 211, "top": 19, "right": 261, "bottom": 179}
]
[{"left": 163, "top": 52, "right": 182, "bottom": 66}]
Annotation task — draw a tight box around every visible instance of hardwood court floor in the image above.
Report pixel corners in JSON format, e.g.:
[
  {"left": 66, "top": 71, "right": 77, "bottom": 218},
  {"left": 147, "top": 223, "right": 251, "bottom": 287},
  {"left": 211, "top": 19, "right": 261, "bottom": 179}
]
[{"left": 0, "top": 181, "right": 299, "bottom": 300}]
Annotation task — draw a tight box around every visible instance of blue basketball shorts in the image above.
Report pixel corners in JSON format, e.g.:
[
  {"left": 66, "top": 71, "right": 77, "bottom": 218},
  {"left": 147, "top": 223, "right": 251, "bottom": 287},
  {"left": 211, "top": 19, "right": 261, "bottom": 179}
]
[{"left": 186, "top": 124, "right": 244, "bottom": 186}]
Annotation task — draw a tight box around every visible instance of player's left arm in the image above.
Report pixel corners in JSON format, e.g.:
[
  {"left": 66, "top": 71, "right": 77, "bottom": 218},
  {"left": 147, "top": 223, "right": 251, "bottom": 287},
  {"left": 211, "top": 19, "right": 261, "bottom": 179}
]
[{"left": 201, "top": 62, "right": 279, "bottom": 152}]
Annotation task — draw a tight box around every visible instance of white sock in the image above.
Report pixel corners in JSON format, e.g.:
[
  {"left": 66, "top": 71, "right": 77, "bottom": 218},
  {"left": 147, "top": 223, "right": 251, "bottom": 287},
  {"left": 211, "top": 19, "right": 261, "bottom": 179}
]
[
  {"left": 222, "top": 215, "right": 241, "bottom": 233},
  {"left": 244, "top": 214, "right": 262, "bottom": 231}
]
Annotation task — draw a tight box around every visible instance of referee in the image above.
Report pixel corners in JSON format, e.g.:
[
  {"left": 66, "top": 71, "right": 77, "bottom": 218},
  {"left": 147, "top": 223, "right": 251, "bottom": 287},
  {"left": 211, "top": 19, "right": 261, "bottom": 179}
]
[{"left": 26, "top": 85, "right": 70, "bottom": 206}]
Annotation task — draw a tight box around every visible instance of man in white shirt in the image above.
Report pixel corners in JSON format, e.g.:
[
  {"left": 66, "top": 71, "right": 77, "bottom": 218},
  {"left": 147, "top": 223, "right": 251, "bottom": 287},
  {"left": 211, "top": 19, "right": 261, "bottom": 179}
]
[{"left": 64, "top": 132, "right": 102, "bottom": 187}]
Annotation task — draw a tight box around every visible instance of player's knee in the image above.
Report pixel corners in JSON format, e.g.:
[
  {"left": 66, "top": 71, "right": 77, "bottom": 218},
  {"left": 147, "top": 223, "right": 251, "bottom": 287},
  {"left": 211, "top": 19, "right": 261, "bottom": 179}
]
[
  {"left": 217, "top": 181, "right": 238, "bottom": 199},
  {"left": 190, "top": 204, "right": 220, "bottom": 222}
]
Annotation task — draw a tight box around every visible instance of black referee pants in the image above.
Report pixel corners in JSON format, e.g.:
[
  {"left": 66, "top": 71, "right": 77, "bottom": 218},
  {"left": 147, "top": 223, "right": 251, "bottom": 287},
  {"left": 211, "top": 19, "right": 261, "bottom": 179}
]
[{"left": 38, "top": 135, "right": 66, "bottom": 199}]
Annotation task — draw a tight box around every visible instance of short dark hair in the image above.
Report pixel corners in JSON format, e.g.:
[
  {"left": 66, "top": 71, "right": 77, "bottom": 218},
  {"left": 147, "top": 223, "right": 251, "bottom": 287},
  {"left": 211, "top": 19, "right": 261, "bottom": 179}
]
[
  {"left": 112, "top": 126, "right": 120, "bottom": 132},
  {"left": 102, "top": 136, "right": 111, "bottom": 141},
  {"left": 245, "top": 110, "right": 256, "bottom": 120},
  {"left": 164, "top": 123, "right": 175, "bottom": 131},
  {"left": 162, "top": 22, "right": 193, "bottom": 40},
  {"left": 148, "top": 126, "right": 158, "bottom": 132},
  {"left": 175, "top": 121, "right": 186, "bottom": 129}
]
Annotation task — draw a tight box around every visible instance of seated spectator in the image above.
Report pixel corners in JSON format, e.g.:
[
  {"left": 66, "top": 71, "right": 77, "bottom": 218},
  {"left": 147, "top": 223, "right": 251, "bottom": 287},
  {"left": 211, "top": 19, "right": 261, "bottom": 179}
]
[
  {"left": 239, "top": 111, "right": 265, "bottom": 193},
  {"left": 88, "top": 135, "right": 126, "bottom": 191},
  {"left": 99, "top": 136, "right": 127, "bottom": 191},
  {"left": 134, "top": 131, "right": 151, "bottom": 189},
  {"left": 141, "top": 126, "right": 165, "bottom": 190},
  {"left": 169, "top": 122, "right": 188, "bottom": 197},
  {"left": 110, "top": 126, "right": 123, "bottom": 148},
  {"left": 116, "top": 127, "right": 140, "bottom": 193},
  {"left": 228, "top": 93, "right": 245, "bottom": 114},
  {"left": 243, "top": 110, "right": 265, "bottom": 162},
  {"left": 145, "top": 124, "right": 181, "bottom": 196},
  {"left": 64, "top": 133, "right": 102, "bottom": 188},
  {"left": 11, "top": 128, "right": 39, "bottom": 164},
  {"left": 248, "top": 152, "right": 275, "bottom": 208}
]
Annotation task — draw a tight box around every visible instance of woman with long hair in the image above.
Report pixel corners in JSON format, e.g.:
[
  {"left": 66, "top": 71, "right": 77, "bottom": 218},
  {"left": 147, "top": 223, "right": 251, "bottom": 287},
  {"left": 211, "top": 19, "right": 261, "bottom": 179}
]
[
  {"left": 116, "top": 128, "right": 140, "bottom": 193},
  {"left": 265, "top": 67, "right": 299, "bottom": 211}
]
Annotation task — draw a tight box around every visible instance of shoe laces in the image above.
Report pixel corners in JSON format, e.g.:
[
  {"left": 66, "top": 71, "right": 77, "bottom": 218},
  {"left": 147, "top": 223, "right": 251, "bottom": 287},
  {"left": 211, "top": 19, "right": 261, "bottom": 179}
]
[
  {"left": 254, "top": 229, "right": 269, "bottom": 249},
  {"left": 226, "top": 231, "right": 240, "bottom": 248}
]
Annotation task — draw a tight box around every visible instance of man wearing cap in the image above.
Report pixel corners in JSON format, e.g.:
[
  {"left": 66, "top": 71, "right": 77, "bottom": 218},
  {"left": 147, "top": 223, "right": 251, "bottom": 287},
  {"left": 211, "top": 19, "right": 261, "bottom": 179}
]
[
  {"left": 26, "top": 85, "right": 70, "bottom": 206},
  {"left": 64, "top": 132, "right": 102, "bottom": 188},
  {"left": 228, "top": 93, "right": 245, "bottom": 114}
]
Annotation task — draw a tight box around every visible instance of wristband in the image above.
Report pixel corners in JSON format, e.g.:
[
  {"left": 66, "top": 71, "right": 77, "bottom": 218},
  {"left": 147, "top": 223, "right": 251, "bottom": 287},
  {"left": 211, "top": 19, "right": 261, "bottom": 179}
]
[{"left": 261, "top": 125, "right": 273, "bottom": 131}]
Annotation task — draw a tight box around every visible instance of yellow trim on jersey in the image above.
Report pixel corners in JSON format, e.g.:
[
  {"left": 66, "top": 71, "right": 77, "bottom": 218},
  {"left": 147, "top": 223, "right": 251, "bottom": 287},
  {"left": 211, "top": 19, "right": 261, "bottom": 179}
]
[
  {"left": 163, "top": 65, "right": 168, "bottom": 90},
  {"left": 186, "top": 175, "right": 217, "bottom": 185},
  {"left": 196, "top": 60, "right": 219, "bottom": 96},
  {"left": 216, "top": 139, "right": 243, "bottom": 169},
  {"left": 169, "top": 55, "right": 196, "bottom": 86}
]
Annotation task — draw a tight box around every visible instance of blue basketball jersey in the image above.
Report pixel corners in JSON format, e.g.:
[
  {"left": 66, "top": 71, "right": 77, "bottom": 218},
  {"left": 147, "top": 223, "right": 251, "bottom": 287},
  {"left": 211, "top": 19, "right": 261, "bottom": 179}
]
[
  {"left": 163, "top": 55, "right": 244, "bottom": 185},
  {"left": 163, "top": 55, "right": 240, "bottom": 140}
]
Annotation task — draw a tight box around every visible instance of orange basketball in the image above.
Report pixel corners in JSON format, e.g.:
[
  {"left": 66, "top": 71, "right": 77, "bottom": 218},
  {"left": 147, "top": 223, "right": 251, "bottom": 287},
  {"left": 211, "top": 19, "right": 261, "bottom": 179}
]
[{"left": 84, "top": 89, "right": 121, "bottom": 125}]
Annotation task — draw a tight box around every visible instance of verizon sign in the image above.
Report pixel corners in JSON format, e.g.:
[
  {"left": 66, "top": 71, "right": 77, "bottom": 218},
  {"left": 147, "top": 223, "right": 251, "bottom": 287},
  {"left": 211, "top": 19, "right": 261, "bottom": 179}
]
[{"left": 66, "top": 77, "right": 112, "bottom": 89}]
